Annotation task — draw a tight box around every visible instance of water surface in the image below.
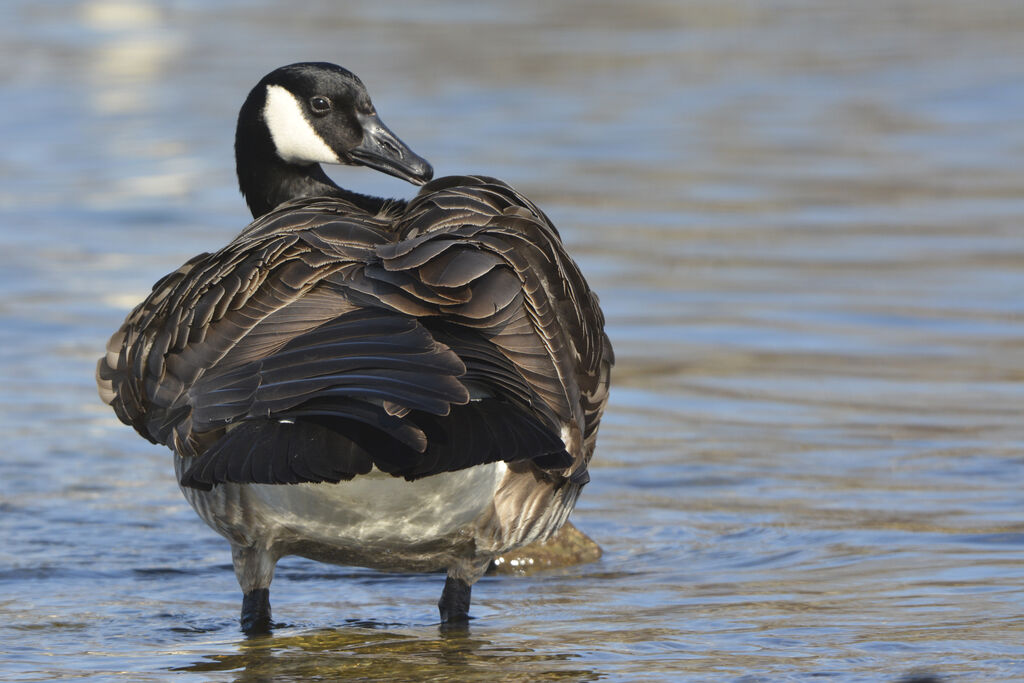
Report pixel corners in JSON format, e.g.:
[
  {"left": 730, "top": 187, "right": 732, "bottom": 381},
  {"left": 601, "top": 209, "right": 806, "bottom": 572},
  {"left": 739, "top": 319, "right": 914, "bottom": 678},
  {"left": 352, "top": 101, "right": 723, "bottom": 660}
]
[{"left": 3, "top": 1, "right": 1024, "bottom": 680}]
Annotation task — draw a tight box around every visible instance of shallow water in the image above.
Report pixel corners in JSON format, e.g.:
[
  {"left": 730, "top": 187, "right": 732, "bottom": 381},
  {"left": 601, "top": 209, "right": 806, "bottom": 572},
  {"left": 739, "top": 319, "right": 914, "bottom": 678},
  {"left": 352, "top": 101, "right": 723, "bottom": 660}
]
[{"left": 3, "top": 0, "right": 1024, "bottom": 680}]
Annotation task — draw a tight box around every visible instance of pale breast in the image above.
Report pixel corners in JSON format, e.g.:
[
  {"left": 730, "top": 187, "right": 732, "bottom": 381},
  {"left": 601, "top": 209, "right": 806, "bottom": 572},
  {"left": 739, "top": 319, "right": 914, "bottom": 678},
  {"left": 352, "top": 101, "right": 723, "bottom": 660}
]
[
  {"left": 245, "top": 462, "right": 508, "bottom": 547},
  {"left": 176, "top": 459, "right": 510, "bottom": 570}
]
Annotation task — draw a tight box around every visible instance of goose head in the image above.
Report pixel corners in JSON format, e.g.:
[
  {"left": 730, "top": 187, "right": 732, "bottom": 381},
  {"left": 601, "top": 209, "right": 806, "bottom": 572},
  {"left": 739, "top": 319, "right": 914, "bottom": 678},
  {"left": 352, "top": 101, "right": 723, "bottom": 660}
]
[{"left": 235, "top": 62, "right": 433, "bottom": 217}]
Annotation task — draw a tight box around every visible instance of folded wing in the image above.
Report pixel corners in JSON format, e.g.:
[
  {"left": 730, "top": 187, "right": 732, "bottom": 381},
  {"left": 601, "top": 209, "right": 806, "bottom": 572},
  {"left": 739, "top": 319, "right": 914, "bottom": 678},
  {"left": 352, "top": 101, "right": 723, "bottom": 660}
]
[{"left": 98, "top": 180, "right": 611, "bottom": 489}]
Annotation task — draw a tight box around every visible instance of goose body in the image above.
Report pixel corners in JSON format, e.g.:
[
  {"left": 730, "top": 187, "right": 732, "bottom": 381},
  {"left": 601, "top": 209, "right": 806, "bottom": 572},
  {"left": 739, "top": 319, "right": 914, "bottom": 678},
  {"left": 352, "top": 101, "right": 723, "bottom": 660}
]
[{"left": 97, "top": 63, "right": 612, "bottom": 631}]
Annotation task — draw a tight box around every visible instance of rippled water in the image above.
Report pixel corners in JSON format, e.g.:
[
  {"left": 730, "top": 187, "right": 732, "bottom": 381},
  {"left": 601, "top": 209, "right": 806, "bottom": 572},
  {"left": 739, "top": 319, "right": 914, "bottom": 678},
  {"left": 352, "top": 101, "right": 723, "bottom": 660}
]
[{"left": 3, "top": 1, "right": 1024, "bottom": 680}]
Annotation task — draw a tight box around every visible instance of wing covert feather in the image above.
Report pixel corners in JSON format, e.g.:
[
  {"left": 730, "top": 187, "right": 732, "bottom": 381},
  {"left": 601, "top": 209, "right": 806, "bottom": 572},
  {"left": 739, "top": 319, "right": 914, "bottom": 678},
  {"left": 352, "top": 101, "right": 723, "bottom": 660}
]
[{"left": 98, "top": 180, "right": 612, "bottom": 487}]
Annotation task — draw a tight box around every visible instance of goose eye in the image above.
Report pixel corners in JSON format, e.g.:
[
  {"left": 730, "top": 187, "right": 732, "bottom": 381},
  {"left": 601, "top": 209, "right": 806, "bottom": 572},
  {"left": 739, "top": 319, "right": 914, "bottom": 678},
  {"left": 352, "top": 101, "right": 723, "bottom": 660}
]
[{"left": 309, "top": 96, "right": 331, "bottom": 115}]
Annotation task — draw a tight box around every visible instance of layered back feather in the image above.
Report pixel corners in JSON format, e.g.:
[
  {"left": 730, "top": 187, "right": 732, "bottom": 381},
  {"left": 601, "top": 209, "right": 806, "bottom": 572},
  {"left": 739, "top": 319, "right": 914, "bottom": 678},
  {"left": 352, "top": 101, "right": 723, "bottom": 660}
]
[{"left": 98, "top": 176, "right": 613, "bottom": 489}]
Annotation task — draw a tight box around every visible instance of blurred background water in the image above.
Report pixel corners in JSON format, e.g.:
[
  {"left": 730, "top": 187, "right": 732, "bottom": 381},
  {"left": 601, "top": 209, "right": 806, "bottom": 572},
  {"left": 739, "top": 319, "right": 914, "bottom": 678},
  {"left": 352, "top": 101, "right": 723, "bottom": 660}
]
[{"left": 3, "top": 0, "right": 1024, "bottom": 680}]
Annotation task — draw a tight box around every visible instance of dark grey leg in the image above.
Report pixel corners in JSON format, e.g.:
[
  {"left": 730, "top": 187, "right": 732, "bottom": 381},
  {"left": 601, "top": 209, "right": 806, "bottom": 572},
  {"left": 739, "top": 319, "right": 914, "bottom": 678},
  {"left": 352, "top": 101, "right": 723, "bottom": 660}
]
[
  {"left": 230, "top": 543, "right": 277, "bottom": 635},
  {"left": 240, "top": 588, "right": 272, "bottom": 634},
  {"left": 438, "top": 575, "right": 472, "bottom": 623}
]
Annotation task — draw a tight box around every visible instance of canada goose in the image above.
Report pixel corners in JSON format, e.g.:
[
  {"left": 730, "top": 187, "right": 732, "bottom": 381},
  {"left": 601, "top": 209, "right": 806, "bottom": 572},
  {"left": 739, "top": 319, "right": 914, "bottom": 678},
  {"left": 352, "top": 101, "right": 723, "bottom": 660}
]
[{"left": 97, "top": 62, "right": 612, "bottom": 633}]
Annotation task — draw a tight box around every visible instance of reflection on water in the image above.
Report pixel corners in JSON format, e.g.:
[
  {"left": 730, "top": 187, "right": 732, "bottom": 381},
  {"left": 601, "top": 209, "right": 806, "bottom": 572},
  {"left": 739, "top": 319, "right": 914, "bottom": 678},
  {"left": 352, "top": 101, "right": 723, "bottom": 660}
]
[
  {"left": 3, "top": 0, "right": 1024, "bottom": 680},
  {"left": 174, "top": 626, "right": 600, "bottom": 682}
]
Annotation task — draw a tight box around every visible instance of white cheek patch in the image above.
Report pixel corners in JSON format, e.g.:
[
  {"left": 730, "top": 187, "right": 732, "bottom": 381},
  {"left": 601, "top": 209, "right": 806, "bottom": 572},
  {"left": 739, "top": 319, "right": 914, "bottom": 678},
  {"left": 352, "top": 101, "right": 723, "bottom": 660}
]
[{"left": 263, "top": 84, "right": 341, "bottom": 165}]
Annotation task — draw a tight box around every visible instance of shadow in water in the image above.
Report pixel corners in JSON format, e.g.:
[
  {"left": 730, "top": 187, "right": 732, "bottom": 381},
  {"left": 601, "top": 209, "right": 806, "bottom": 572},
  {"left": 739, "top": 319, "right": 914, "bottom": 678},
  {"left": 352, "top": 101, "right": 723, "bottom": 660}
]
[{"left": 171, "top": 621, "right": 601, "bottom": 682}]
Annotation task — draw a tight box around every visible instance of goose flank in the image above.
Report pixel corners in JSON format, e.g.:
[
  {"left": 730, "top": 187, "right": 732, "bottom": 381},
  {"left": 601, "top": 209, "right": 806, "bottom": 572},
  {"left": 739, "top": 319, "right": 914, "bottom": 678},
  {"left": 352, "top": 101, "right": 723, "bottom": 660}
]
[{"left": 97, "top": 62, "right": 613, "bottom": 633}]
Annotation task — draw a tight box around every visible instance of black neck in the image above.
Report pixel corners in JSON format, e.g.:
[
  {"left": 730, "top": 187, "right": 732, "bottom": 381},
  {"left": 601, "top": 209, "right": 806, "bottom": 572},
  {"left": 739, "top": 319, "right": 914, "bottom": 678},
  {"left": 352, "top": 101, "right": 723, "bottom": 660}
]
[
  {"left": 236, "top": 154, "right": 401, "bottom": 219},
  {"left": 235, "top": 98, "right": 403, "bottom": 219}
]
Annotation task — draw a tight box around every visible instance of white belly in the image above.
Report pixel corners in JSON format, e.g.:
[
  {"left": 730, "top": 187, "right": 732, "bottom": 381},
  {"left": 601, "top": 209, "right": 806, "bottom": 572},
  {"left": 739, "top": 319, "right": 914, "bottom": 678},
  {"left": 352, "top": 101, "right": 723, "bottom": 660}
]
[
  {"left": 247, "top": 463, "right": 506, "bottom": 546},
  {"left": 177, "top": 460, "right": 508, "bottom": 571}
]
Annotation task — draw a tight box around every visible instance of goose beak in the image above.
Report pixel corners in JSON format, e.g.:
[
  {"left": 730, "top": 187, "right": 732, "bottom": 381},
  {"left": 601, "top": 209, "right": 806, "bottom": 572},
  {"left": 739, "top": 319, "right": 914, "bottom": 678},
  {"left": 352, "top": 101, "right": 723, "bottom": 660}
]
[{"left": 347, "top": 112, "right": 433, "bottom": 185}]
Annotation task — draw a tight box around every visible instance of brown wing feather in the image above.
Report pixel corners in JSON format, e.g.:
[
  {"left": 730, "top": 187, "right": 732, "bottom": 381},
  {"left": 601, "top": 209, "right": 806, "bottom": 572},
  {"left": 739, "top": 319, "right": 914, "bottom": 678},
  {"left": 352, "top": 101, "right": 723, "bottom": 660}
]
[
  {"left": 98, "top": 179, "right": 612, "bottom": 487},
  {"left": 382, "top": 175, "right": 613, "bottom": 478},
  {"left": 99, "top": 199, "right": 391, "bottom": 451}
]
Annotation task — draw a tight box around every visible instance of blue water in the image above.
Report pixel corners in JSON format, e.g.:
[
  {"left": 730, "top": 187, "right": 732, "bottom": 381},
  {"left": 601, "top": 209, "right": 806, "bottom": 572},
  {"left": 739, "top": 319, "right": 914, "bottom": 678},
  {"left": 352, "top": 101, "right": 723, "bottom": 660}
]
[{"left": 3, "top": 1, "right": 1024, "bottom": 680}]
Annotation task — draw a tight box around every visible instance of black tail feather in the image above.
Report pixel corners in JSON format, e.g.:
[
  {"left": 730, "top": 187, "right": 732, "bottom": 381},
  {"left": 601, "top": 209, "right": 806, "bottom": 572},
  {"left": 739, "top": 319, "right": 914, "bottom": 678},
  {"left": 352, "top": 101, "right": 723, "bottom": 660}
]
[{"left": 179, "top": 398, "right": 570, "bottom": 489}]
